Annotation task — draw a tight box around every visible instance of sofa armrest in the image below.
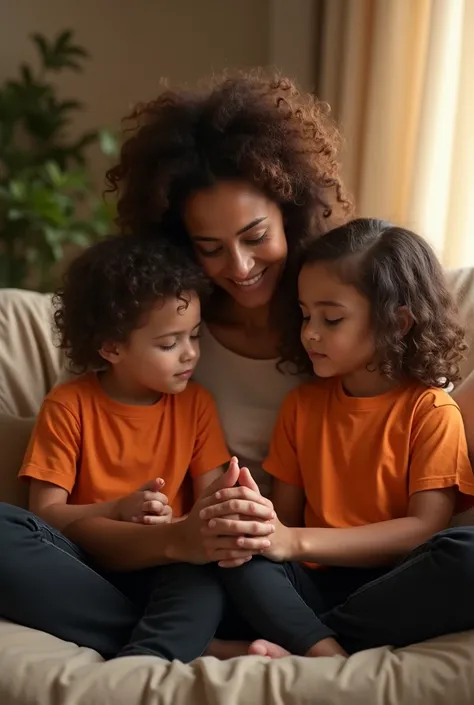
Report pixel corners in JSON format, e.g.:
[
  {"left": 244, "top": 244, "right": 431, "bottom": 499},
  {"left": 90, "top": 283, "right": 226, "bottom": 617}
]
[{"left": 0, "top": 415, "right": 34, "bottom": 507}]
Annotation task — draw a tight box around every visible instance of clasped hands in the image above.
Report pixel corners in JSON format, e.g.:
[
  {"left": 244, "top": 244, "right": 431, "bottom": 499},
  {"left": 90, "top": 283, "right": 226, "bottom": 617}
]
[
  {"left": 194, "top": 457, "right": 294, "bottom": 567},
  {"left": 113, "top": 457, "right": 291, "bottom": 566}
]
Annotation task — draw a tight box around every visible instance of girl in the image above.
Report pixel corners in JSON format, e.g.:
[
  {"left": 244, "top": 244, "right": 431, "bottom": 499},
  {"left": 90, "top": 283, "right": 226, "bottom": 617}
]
[{"left": 205, "top": 218, "right": 474, "bottom": 658}]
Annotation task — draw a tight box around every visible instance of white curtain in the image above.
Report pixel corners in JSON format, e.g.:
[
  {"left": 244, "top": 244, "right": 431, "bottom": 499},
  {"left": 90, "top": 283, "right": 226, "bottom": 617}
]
[{"left": 316, "top": 0, "right": 474, "bottom": 267}]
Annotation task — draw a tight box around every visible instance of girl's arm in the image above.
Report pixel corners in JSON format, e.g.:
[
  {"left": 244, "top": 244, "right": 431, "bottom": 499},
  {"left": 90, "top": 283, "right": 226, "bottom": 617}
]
[
  {"left": 203, "top": 482, "right": 455, "bottom": 566},
  {"left": 274, "top": 487, "right": 455, "bottom": 566}
]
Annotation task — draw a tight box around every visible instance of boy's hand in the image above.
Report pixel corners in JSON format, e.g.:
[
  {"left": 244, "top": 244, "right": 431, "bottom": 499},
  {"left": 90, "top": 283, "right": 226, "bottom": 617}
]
[{"left": 114, "top": 478, "right": 173, "bottom": 524}]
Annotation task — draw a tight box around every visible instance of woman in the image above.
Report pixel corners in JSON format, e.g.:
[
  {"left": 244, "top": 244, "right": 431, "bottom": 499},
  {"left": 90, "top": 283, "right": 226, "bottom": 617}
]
[{"left": 0, "top": 73, "right": 351, "bottom": 656}]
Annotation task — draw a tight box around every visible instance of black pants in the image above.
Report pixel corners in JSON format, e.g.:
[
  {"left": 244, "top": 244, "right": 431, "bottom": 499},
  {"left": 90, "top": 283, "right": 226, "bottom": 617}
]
[
  {"left": 219, "top": 527, "right": 474, "bottom": 655},
  {"left": 0, "top": 503, "right": 225, "bottom": 661}
]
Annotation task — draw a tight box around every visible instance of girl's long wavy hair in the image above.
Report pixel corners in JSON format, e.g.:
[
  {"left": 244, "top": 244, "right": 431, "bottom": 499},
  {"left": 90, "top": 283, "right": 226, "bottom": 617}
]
[{"left": 281, "top": 218, "right": 466, "bottom": 386}]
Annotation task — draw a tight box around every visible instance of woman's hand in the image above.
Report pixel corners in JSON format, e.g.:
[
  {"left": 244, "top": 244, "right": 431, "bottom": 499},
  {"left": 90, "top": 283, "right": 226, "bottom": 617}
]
[{"left": 114, "top": 478, "right": 173, "bottom": 525}]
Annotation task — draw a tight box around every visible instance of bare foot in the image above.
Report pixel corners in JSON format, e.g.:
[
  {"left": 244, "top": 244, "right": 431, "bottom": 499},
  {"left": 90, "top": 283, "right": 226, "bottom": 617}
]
[
  {"left": 248, "top": 639, "right": 291, "bottom": 658},
  {"left": 248, "top": 636, "right": 348, "bottom": 660},
  {"left": 306, "top": 637, "right": 348, "bottom": 658},
  {"left": 205, "top": 639, "right": 251, "bottom": 659}
]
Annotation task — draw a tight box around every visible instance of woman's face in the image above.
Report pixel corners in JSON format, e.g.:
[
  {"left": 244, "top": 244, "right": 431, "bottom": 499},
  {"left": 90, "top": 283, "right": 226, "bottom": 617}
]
[{"left": 183, "top": 180, "right": 288, "bottom": 310}]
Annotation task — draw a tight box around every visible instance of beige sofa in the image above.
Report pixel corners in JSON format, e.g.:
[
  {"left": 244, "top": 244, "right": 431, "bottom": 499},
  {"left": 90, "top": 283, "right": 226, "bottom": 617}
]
[{"left": 1, "top": 279, "right": 474, "bottom": 705}]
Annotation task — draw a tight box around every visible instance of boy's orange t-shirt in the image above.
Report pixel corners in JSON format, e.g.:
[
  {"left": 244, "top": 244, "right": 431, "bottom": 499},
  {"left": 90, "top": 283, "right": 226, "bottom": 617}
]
[
  {"left": 19, "top": 374, "right": 230, "bottom": 516},
  {"left": 263, "top": 378, "right": 474, "bottom": 535}
]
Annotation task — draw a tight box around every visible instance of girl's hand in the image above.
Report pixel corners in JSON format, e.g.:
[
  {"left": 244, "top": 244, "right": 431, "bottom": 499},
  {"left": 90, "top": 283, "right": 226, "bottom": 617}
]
[
  {"left": 199, "top": 461, "right": 276, "bottom": 567},
  {"left": 208, "top": 510, "right": 295, "bottom": 565},
  {"left": 174, "top": 460, "right": 275, "bottom": 565},
  {"left": 114, "top": 478, "right": 173, "bottom": 525},
  {"left": 261, "top": 515, "right": 296, "bottom": 563},
  {"left": 199, "top": 467, "right": 275, "bottom": 524}
]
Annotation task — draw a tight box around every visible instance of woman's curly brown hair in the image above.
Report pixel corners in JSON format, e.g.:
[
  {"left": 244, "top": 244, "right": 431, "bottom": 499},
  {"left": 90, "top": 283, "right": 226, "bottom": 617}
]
[
  {"left": 105, "top": 70, "right": 353, "bottom": 324},
  {"left": 53, "top": 234, "right": 210, "bottom": 373},
  {"left": 282, "top": 218, "right": 467, "bottom": 387}
]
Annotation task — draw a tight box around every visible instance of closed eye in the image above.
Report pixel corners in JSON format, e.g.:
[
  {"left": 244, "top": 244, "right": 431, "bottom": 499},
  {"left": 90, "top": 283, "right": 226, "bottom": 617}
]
[
  {"left": 325, "top": 318, "right": 343, "bottom": 326},
  {"left": 197, "top": 246, "right": 222, "bottom": 258},
  {"left": 247, "top": 231, "right": 268, "bottom": 246},
  {"left": 197, "top": 231, "right": 268, "bottom": 258}
]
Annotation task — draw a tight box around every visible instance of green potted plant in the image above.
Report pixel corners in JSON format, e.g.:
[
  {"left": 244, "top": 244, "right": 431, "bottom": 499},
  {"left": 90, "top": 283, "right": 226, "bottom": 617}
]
[{"left": 0, "top": 29, "right": 118, "bottom": 291}]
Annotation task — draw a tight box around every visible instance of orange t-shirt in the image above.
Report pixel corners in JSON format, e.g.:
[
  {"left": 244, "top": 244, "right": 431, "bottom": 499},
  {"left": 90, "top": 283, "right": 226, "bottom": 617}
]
[
  {"left": 263, "top": 378, "right": 474, "bottom": 534},
  {"left": 19, "top": 374, "right": 230, "bottom": 517}
]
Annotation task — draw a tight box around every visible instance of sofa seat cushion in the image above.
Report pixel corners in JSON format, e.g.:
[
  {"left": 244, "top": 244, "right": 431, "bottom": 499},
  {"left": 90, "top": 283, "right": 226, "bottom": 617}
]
[{"left": 0, "top": 618, "right": 473, "bottom": 705}]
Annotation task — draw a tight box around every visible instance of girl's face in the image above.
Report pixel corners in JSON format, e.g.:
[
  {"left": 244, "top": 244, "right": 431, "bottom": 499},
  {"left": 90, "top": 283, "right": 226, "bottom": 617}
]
[
  {"left": 183, "top": 180, "right": 287, "bottom": 310},
  {"left": 298, "top": 262, "right": 376, "bottom": 380}
]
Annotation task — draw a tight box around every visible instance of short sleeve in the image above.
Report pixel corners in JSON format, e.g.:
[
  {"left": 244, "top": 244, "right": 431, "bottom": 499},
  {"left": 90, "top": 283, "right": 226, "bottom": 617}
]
[
  {"left": 409, "top": 395, "right": 474, "bottom": 497},
  {"left": 262, "top": 390, "right": 303, "bottom": 487},
  {"left": 19, "top": 399, "right": 81, "bottom": 494},
  {"left": 189, "top": 387, "right": 230, "bottom": 477}
]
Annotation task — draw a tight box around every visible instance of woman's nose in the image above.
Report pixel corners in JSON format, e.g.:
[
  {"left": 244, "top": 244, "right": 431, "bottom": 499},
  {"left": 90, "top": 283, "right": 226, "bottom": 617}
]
[{"left": 226, "top": 250, "right": 254, "bottom": 280}]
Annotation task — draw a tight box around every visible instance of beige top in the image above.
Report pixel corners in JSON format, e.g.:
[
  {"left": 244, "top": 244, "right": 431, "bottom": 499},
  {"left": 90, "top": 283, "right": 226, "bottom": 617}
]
[{"left": 193, "top": 324, "right": 303, "bottom": 496}]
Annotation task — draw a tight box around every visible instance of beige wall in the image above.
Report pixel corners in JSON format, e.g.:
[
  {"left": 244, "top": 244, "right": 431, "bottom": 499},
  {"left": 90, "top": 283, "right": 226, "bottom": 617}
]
[
  {"left": 0, "top": 0, "right": 318, "bottom": 185},
  {"left": 269, "top": 0, "right": 320, "bottom": 91}
]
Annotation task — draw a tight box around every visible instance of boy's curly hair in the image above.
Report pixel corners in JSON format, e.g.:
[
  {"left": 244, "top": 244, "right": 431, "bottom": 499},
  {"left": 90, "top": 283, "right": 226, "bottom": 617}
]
[
  {"left": 105, "top": 70, "right": 353, "bottom": 323},
  {"left": 53, "top": 235, "right": 210, "bottom": 373},
  {"left": 282, "top": 218, "right": 467, "bottom": 387}
]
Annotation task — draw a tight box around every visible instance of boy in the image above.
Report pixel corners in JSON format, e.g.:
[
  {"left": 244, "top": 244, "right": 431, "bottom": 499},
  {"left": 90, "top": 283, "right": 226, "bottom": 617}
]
[{"left": 18, "top": 234, "right": 232, "bottom": 661}]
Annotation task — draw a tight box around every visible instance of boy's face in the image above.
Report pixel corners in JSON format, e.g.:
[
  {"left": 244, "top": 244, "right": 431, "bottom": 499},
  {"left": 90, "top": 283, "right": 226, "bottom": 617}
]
[{"left": 103, "top": 292, "right": 201, "bottom": 401}]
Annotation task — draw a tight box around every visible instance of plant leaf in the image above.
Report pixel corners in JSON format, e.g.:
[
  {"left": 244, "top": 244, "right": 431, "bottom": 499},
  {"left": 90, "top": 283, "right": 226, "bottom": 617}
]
[
  {"left": 44, "top": 227, "right": 64, "bottom": 261},
  {"left": 7, "top": 209, "right": 24, "bottom": 221},
  {"left": 55, "top": 29, "right": 73, "bottom": 50},
  {"left": 20, "top": 63, "right": 34, "bottom": 84},
  {"left": 31, "top": 33, "right": 50, "bottom": 65},
  {"left": 68, "top": 230, "right": 92, "bottom": 247},
  {"left": 44, "top": 161, "right": 63, "bottom": 186},
  {"left": 98, "top": 128, "right": 119, "bottom": 157},
  {"left": 9, "top": 180, "right": 26, "bottom": 200}
]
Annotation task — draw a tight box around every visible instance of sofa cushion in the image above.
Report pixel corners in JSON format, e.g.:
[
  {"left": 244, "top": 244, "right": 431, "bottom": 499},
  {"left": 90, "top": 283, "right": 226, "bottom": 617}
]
[
  {"left": 0, "top": 619, "right": 473, "bottom": 705},
  {"left": 446, "top": 267, "right": 474, "bottom": 381}
]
